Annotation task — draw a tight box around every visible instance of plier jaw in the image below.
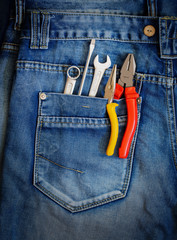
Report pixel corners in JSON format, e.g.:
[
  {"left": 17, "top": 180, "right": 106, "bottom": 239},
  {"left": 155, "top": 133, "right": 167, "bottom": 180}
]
[
  {"left": 104, "top": 64, "right": 117, "bottom": 103},
  {"left": 118, "top": 53, "right": 136, "bottom": 88},
  {"left": 114, "top": 54, "right": 136, "bottom": 99}
]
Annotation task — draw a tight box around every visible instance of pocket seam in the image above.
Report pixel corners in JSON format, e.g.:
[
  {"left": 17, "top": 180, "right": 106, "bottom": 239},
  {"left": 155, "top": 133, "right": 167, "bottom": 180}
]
[{"left": 34, "top": 94, "right": 142, "bottom": 212}]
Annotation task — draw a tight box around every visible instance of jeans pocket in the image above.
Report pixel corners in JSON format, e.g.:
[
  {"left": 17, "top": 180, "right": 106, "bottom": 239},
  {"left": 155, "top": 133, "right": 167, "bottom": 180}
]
[{"left": 33, "top": 92, "right": 142, "bottom": 212}]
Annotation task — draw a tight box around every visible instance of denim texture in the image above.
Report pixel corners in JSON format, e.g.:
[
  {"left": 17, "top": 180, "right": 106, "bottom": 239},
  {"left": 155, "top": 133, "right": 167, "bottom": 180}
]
[
  {"left": 0, "top": 19, "right": 20, "bottom": 163},
  {"left": 0, "top": 0, "right": 177, "bottom": 239}
]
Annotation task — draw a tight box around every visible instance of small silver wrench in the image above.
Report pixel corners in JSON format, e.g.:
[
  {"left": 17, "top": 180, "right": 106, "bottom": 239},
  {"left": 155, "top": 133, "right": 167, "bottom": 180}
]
[
  {"left": 89, "top": 55, "right": 111, "bottom": 97},
  {"left": 64, "top": 66, "right": 80, "bottom": 95}
]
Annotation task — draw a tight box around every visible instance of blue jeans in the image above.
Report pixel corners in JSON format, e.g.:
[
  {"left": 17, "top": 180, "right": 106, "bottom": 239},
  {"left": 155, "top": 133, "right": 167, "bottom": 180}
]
[{"left": 0, "top": 1, "right": 177, "bottom": 239}]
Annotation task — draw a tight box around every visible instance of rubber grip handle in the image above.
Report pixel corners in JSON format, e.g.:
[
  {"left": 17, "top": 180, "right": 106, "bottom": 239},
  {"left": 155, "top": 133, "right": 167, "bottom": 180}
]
[
  {"left": 114, "top": 83, "right": 124, "bottom": 99},
  {"left": 106, "top": 102, "right": 119, "bottom": 156},
  {"left": 119, "top": 87, "right": 139, "bottom": 158}
]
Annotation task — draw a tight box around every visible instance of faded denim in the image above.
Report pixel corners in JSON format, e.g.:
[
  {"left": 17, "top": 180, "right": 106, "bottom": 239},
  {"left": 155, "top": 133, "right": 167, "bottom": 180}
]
[{"left": 0, "top": 1, "right": 177, "bottom": 240}]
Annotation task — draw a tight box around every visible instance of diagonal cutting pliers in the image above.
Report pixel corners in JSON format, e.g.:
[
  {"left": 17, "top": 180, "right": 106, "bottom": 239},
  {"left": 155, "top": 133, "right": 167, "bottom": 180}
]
[{"left": 114, "top": 54, "right": 139, "bottom": 158}]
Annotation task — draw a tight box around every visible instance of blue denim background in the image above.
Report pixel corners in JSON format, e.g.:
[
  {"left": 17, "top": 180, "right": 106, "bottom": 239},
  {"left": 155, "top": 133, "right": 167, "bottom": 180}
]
[{"left": 0, "top": 1, "right": 177, "bottom": 239}]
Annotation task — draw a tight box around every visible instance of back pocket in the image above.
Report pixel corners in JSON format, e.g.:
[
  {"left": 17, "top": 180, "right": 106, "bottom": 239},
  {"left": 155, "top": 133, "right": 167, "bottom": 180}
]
[{"left": 34, "top": 92, "right": 141, "bottom": 212}]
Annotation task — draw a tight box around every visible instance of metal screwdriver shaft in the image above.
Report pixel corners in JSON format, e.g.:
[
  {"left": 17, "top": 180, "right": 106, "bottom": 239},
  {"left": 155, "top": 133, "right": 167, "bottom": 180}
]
[{"left": 78, "top": 39, "right": 95, "bottom": 95}]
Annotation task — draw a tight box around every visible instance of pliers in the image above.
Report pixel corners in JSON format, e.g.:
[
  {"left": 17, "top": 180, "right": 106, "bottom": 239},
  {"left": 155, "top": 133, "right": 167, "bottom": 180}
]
[
  {"left": 104, "top": 64, "right": 119, "bottom": 156},
  {"left": 114, "top": 53, "right": 139, "bottom": 158}
]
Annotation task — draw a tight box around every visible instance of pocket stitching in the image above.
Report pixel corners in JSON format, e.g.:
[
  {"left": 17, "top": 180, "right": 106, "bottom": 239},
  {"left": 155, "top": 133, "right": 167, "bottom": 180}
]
[{"left": 34, "top": 96, "right": 142, "bottom": 212}]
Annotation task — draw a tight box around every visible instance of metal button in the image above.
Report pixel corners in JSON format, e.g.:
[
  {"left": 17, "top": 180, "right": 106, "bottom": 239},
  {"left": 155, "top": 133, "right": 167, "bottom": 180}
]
[
  {"left": 40, "top": 92, "right": 46, "bottom": 100},
  {"left": 144, "top": 25, "right": 156, "bottom": 37},
  {"left": 137, "top": 97, "right": 141, "bottom": 104}
]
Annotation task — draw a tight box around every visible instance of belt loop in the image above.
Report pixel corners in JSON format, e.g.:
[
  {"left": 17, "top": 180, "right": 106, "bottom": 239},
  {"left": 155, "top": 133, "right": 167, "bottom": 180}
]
[
  {"left": 40, "top": 13, "right": 51, "bottom": 49},
  {"left": 159, "top": 17, "right": 177, "bottom": 59},
  {"left": 147, "top": 0, "right": 157, "bottom": 17},
  {"left": 14, "top": 0, "right": 25, "bottom": 30},
  {"left": 30, "top": 11, "right": 40, "bottom": 49}
]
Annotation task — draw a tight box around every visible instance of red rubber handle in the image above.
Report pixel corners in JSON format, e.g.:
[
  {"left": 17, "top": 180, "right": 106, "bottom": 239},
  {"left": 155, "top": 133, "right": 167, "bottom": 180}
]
[
  {"left": 119, "top": 87, "right": 139, "bottom": 158},
  {"left": 114, "top": 83, "right": 124, "bottom": 99}
]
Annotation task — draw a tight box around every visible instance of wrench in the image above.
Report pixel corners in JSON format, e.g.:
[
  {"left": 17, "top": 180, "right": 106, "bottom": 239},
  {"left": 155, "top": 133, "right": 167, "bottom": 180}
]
[
  {"left": 64, "top": 66, "right": 80, "bottom": 95},
  {"left": 89, "top": 55, "right": 111, "bottom": 97}
]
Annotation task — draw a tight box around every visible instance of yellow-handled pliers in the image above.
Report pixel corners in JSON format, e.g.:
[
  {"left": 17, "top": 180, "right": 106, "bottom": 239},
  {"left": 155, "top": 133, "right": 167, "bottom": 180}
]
[{"left": 104, "top": 64, "right": 118, "bottom": 156}]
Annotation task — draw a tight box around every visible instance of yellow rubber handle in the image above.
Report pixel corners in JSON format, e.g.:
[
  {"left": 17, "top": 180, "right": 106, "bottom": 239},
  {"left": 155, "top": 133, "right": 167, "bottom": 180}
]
[{"left": 106, "top": 102, "right": 119, "bottom": 156}]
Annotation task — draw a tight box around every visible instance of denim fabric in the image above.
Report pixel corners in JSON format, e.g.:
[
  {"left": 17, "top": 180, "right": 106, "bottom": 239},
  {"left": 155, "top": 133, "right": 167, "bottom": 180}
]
[
  {"left": 0, "top": 1, "right": 177, "bottom": 240},
  {"left": 0, "top": 19, "right": 20, "bottom": 163}
]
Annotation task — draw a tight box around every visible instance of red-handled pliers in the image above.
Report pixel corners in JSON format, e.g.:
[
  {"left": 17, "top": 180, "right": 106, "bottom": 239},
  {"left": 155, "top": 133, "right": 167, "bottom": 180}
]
[{"left": 114, "top": 54, "right": 139, "bottom": 159}]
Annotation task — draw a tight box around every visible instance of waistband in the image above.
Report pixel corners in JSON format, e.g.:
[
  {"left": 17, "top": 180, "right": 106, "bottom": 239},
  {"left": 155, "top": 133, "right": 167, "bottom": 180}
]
[{"left": 19, "top": 10, "right": 177, "bottom": 59}]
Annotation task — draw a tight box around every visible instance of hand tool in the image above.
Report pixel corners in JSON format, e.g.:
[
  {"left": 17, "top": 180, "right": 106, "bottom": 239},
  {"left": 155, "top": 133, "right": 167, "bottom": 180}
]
[
  {"left": 78, "top": 39, "right": 95, "bottom": 95},
  {"left": 64, "top": 66, "right": 80, "bottom": 94},
  {"left": 89, "top": 55, "right": 111, "bottom": 97},
  {"left": 114, "top": 53, "right": 139, "bottom": 159},
  {"left": 104, "top": 64, "right": 119, "bottom": 156}
]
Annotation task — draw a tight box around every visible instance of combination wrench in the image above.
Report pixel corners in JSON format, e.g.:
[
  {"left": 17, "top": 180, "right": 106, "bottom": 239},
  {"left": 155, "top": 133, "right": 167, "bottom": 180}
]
[{"left": 89, "top": 55, "right": 111, "bottom": 97}]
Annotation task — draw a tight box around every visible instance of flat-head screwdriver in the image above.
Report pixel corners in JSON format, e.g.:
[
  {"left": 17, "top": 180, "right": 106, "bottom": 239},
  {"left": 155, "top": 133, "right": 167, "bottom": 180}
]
[{"left": 78, "top": 39, "right": 95, "bottom": 95}]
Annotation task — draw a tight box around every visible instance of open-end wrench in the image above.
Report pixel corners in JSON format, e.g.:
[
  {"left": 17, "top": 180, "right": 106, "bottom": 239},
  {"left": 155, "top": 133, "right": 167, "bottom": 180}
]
[{"left": 89, "top": 55, "right": 111, "bottom": 97}]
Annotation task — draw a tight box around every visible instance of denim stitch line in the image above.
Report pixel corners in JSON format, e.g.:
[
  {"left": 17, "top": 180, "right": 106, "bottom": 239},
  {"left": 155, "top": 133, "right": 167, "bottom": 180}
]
[
  {"left": 40, "top": 14, "right": 48, "bottom": 47},
  {"left": 35, "top": 181, "right": 124, "bottom": 212},
  {"left": 36, "top": 154, "right": 84, "bottom": 173},
  {"left": 43, "top": 14, "right": 48, "bottom": 47},
  {"left": 34, "top": 13, "right": 37, "bottom": 48},
  {"left": 34, "top": 106, "right": 141, "bottom": 212},
  {"left": 2, "top": 42, "right": 19, "bottom": 46},
  {"left": 171, "top": 60, "right": 173, "bottom": 78},
  {"left": 44, "top": 14, "right": 49, "bottom": 47},
  {"left": 168, "top": 36, "right": 177, "bottom": 40},
  {"left": 121, "top": 104, "right": 141, "bottom": 193},
  {"left": 161, "top": 55, "right": 177, "bottom": 58},
  {"left": 34, "top": 127, "right": 138, "bottom": 212},
  {"left": 14, "top": 0, "right": 20, "bottom": 30},
  {"left": 30, "top": 12, "right": 35, "bottom": 48},
  {"left": 39, "top": 100, "right": 42, "bottom": 116},
  {"left": 170, "top": 60, "right": 177, "bottom": 168},
  {"left": 26, "top": 10, "right": 158, "bottom": 19},
  {"left": 1, "top": 48, "right": 18, "bottom": 52},
  {"left": 35, "top": 119, "right": 43, "bottom": 186},
  {"left": 19, "top": 35, "right": 158, "bottom": 44},
  {"left": 160, "top": 18, "right": 177, "bottom": 57},
  {"left": 41, "top": 115, "right": 127, "bottom": 124},
  {"left": 165, "top": 60, "right": 177, "bottom": 170},
  {"left": 159, "top": 17, "right": 163, "bottom": 58},
  {"left": 165, "top": 20, "right": 168, "bottom": 39},
  {"left": 39, "top": 14, "right": 44, "bottom": 47},
  {"left": 165, "top": 60, "right": 168, "bottom": 77},
  {"left": 162, "top": 16, "right": 177, "bottom": 20},
  {"left": 35, "top": 114, "right": 131, "bottom": 212},
  {"left": 166, "top": 86, "right": 177, "bottom": 170},
  {"left": 49, "top": 37, "right": 158, "bottom": 44},
  {"left": 41, "top": 120, "right": 110, "bottom": 126},
  {"left": 1, "top": 44, "right": 19, "bottom": 51},
  {"left": 32, "top": 12, "right": 35, "bottom": 47},
  {"left": 165, "top": 19, "right": 177, "bottom": 40},
  {"left": 30, "top": 12, "right": 39, "bottom": 49},
  {"left": 170, "top": 85, "right": 177, "bottom": 146},
  {"left": 148, "top": 0, "right": 152, "bottom": 16},
  {"left": 16, "top": 67, "right": 177, "bottom": 85},
  {"left": 15, "top": 60, "right": 177, "bottom": 82}
]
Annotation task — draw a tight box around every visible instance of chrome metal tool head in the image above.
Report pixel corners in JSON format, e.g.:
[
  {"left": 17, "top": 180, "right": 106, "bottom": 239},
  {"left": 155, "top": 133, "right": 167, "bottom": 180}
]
[
  {"left": 118, "top": 54, "right": 136, "bottom": 87},
  {"left": 104, "top": 64, "right": 117, "bottom": 104}
]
